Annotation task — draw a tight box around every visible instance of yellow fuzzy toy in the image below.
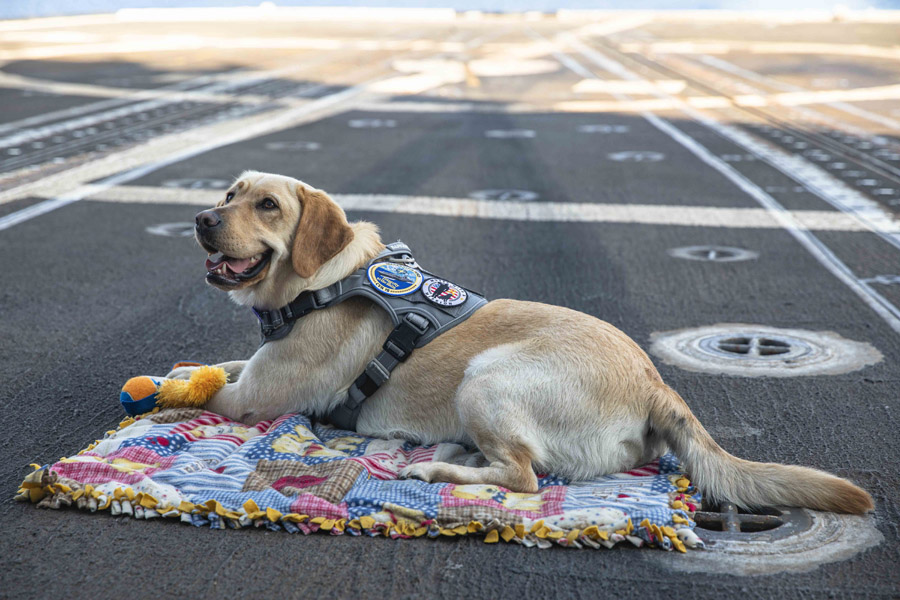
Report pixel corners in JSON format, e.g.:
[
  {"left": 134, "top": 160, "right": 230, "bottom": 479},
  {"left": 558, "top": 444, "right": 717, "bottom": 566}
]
[
  {"left": 120, "top": 365, "right": 227, "bottom": 416},
  {"left": 158, "top": 366, "right": 228, "bottom": 407}
]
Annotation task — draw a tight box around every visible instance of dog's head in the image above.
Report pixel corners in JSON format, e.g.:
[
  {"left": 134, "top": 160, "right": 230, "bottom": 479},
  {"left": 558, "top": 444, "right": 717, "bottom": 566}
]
[{"left": 194, "top": 171, "right": 359, "bottom": 307}]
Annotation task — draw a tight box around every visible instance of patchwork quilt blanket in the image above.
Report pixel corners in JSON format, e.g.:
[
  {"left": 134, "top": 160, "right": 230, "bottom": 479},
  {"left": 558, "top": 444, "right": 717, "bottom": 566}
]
[{"left": 18, "top": 408, "right": 704, "bottom": 551}]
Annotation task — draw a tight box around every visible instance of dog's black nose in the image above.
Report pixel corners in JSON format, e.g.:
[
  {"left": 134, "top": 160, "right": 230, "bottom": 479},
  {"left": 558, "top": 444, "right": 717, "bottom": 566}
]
[{"left": 195, "top": 210, "right": 221, "bottom": 230}]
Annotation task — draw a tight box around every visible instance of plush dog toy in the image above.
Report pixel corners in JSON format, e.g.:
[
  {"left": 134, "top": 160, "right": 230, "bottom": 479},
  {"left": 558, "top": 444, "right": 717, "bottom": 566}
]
[{"left": 119, "top": 362, "right": 227, "bottom": 416}]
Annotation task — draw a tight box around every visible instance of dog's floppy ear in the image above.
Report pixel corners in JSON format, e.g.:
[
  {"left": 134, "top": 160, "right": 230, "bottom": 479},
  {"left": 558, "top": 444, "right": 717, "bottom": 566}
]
[{"left": 292, "top": 185, "right": 354, "bottom": 278}]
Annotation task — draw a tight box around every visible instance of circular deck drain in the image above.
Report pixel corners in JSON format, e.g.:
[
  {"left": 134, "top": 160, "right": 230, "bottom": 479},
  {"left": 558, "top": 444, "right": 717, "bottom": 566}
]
[
  {"left": 485, "top": 129, "right": 535, "bottom": 138},
  {"left": 578, "top": 124, "right": 629, "bottom": 134},
  {"left": 668, "top": 245, "right": 759, "bottom": 262},
  {"left": 348, "top": 119, "right": 396, "bottom": 128},
  {"left": 649, "top": 324, "right": 882, "bottom": 377},
  {"left": 694, "top": 502, "right": 810, "bottom": 541},
  {"left": 657, "top": 508, "right": 881, "bottom": 575},
  {"left": 265, "top": 141, "right": 321, "bottom": 151},
  {"left": 161, "top": 178, "right": 230, "bottom": 190},
  {"left": 608, "top": 150, "right": 665, "bottom": 162},
  {"left": 469, "top": 189, "right": 538, "bottom": 202},
  {"left": 145, "top": 222, "right": 194, "bottom": 237}
]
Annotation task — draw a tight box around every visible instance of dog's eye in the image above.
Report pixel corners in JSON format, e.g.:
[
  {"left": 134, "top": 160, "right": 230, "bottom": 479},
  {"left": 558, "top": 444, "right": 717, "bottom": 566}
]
[
  {"left": 259, "top": 198, "right": 278, "bottom": 210},
  {"left": 224, "top": 191, "right": 235, "bottom": 204}
]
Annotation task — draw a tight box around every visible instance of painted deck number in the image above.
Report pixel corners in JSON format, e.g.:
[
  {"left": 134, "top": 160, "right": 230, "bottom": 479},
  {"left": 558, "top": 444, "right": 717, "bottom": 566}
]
[{"left": 608, "top": 151, "right": 665, "bottom": 162}]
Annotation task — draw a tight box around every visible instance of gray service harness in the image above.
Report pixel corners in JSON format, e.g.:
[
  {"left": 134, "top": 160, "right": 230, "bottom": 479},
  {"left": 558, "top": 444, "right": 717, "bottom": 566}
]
[{"left": 251, "top": 241, "right": 487, "bottom": 430}]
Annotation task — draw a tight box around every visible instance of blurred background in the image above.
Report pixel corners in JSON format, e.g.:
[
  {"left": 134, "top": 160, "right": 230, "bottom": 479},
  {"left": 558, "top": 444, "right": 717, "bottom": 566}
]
[{"left": 4, "top": 0, "right": 900, "bottom": 19}]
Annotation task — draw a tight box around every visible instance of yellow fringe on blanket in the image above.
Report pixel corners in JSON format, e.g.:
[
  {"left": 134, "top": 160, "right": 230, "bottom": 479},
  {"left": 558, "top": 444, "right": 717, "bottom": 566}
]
[{"left": 15, "top": 405, "right": 701, "bottom": 552}]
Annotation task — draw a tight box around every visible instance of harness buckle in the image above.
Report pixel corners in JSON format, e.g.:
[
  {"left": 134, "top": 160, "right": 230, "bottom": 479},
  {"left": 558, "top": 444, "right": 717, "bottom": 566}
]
[
  {"left": 269, "top": 310, "right": 284, "bottom": 329},
  {"left": 381, "top": 313, "right": 431, "bottom": 361},
  {"left": 364, "top": 358, "right": 391, "bottom": 387},
  {"left": 404, "top": 313, "right": 430, "bottom": 334},
  {"left": 254, "top": 308, "right": 281, "bottom": 336},
  {"left": 312, "top": 285, "right": 337, "bottom": 308}
]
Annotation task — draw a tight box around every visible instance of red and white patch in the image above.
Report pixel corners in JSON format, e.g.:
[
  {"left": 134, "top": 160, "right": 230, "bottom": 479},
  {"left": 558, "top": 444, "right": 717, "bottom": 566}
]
[{"left": 421, "top": 278, "right": 467, "bottom": 307}]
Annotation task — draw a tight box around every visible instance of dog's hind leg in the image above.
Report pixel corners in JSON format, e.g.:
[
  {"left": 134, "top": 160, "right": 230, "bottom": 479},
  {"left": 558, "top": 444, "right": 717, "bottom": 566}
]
[
  {"left": 399, "top": 355, "right": 541, "bottom": 493},
  {"left": 400, "top": 442, "right": 538, "bottom": 493}
]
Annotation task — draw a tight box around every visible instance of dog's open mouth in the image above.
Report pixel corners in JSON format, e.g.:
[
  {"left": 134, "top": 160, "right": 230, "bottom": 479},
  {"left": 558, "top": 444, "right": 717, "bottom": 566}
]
[{"left": 205, "top": 250, "right": 272, "bottom": 285}]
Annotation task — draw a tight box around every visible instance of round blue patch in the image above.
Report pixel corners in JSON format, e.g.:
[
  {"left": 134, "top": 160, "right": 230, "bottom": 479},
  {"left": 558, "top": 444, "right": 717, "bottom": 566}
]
[{"left": 366, "top": 262, "right": 423, "bottom": 296}]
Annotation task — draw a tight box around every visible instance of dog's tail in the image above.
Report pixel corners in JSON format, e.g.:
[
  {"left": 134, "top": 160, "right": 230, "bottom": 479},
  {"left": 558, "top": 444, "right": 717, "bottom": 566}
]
[{"left": 649, "top": 385, "right": 873, "bottom": 514}]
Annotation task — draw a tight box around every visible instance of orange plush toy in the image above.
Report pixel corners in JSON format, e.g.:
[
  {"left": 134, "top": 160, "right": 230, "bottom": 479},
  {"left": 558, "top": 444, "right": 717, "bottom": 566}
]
[{"left": 119, "top": 362, "right": 227, "bottom": 416}]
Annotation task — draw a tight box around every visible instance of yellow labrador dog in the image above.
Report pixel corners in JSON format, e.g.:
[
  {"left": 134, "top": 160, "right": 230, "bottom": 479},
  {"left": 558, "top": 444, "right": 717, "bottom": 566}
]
[{"left": 169, "top": 170, "right": 872, "bottom": 514}]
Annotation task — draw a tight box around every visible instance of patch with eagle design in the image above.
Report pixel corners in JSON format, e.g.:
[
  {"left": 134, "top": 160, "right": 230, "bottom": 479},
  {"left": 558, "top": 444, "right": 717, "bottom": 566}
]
[{"left": 421, "top": 278, "right": 468, "bottom": 307}]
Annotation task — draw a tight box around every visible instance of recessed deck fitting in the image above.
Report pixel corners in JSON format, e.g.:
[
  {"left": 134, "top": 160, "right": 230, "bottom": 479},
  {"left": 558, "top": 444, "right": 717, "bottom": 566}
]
[
  {"left": 667, "top": 245, "right": 759, "bottom": 262},
  {"left": 649, "top": 324, "right": 882, "bottom": 377}
]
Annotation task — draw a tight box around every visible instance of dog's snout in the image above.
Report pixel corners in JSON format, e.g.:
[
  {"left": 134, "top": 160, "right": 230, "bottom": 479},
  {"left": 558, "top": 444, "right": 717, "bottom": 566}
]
[{"left": 195, "top": 210, "right": 221, "bottom": 231}]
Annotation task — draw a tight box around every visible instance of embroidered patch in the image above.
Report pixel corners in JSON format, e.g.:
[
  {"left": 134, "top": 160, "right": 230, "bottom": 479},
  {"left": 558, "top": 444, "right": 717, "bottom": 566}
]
[
  {"left": 422, "top": 278, "right": 468, "bottom": 307},
  {"left": 367, "top": 262, "right": 423, "bottom": 296}
]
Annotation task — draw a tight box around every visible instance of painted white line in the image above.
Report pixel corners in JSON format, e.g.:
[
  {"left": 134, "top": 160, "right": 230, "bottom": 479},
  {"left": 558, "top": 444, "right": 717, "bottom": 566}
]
[
  {"left": 355, "top": 101, "right": 535, "bottom": 114},
  {"left": 556, "top": 83, "right": 900, "bottom": 112},
  {"left": 557, "top": 35, "right": 900, "bottom": 334},
  {"left": 618, "top": 40, "right": 900, "bottom": 62},
  {"left": 0, "top": 195, "right": 83, "bottom": 231},
  {"left": 734, "top": 84, "right": 900, "bottom": 109},
  {"left": 645, "top": 114, "right": 900, "bottom": 331},
  {"left": 572, "top": 79, "right": 686, "bottom": 95},
  {"left": 0, "top": 14, "right": 118, "bottom": 32},
  {"left": 51, "top": 184, "right": 872, "bottom": 232},
  {"left": 0, "top": 68, "right": 317, "bottom": 150},
  {"left": 0, "top": 36, "right": 467, "bottom": 62},
  {"left": 695, "top": 121, "right": 900, "bottom": 250},
  {"left": 0, "top": 27, "right": 489, "bottom": 225},
  {"left": 0, "top": 79, "right": 378, "bottom": 232},
  {"left": 0, "top": 68, "right": 257, "bottom": 136},
  {"left": 695, "top": 54, "right": 900, "bottom": 132},
  {"left": 556, "top": 9, "right": 900, "bottom": 24},
  {"left": 0, "top": 58, "right": 347, "bottom": 138},
  {"left": 563, "top": 14, "right": 653, "bottom": 36},
  {"left": 0, "top": 89, "right": 179, "bottom": 138},
  {"left": 0, "top": 93, "right": 241, "bottom": 151},
  {"left": 0, "top": 38, "right": 409, "bottom": 207},
  {"left": 563, "top": 34, "right": 900, "bottom": 251},
  {"left": 114, "top": 7, "right": 458, "bottom": 22},
  {"left": 0, "top": 70, "right": 287, "bottom": 106}
]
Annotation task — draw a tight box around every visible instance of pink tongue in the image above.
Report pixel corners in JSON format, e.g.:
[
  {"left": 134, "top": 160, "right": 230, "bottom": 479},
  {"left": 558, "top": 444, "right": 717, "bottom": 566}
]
[
  {"left": 225, "top": 257, "right": 252, "bottom": 273},
  {"left": 205, "top": 254, "right": 252, "bottom": 273}
]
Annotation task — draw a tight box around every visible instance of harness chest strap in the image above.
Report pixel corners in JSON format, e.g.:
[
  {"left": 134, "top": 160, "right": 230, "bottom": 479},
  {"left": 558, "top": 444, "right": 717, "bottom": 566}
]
[{"left": 251, "top": 241, "right": 487, "bottom": 430}]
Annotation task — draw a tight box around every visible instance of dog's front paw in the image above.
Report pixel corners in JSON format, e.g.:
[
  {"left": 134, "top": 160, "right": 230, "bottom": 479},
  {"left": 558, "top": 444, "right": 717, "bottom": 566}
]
[
  {"left": 166, "top": 366, "right": 199, "bottom": 380},
  {"left": 399, "top": 463, "right": 434, "bottom": 483}
]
